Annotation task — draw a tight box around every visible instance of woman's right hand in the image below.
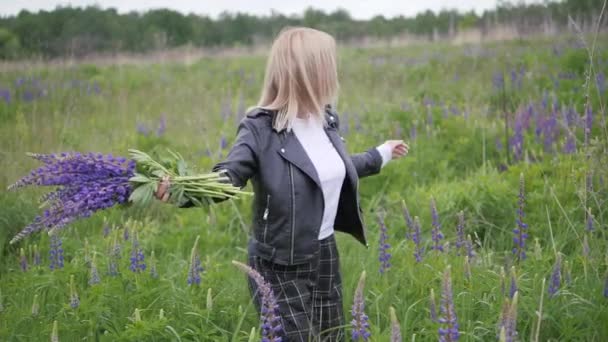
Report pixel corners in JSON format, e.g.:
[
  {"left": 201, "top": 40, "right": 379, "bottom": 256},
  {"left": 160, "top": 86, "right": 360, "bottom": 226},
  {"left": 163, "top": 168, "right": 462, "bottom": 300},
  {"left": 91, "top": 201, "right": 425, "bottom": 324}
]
[{"left": 154, "top": 176, "right": 171, "bottom": 202}]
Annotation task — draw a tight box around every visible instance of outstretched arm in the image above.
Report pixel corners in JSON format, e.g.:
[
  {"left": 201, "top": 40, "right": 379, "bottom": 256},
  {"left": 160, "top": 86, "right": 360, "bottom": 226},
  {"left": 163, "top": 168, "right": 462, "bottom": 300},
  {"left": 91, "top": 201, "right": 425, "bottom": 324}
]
[{"left": 351, "top": 140, "right": 408, "bottom": 178}]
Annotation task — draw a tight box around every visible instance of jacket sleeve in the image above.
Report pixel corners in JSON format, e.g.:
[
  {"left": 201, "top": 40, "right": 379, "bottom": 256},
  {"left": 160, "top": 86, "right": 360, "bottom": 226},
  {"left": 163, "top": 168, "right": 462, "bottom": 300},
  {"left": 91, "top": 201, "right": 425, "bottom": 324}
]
[
  {"left": 326, "top": 105, "right": 383, "bottom": 178},
  {"left": 212, "top": 118, "right": 259, "bottom": 188},
  {"left": 179, "top": 119, "right": 258, "bottom": 208}
]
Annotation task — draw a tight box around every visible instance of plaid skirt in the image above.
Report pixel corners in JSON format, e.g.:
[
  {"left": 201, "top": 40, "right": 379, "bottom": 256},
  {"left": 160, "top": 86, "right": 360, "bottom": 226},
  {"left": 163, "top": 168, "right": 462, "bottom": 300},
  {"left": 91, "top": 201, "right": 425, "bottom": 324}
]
[{"left": 247, "top": 234, "right": 346, "bottom": 342}]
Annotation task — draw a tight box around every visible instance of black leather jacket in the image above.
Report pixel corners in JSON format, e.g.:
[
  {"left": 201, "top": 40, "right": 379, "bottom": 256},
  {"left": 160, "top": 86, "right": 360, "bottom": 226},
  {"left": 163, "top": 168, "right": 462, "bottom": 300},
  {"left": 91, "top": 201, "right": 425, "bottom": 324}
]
[{"left": 212, "top": 106, "right": 383, "bottom": 265}]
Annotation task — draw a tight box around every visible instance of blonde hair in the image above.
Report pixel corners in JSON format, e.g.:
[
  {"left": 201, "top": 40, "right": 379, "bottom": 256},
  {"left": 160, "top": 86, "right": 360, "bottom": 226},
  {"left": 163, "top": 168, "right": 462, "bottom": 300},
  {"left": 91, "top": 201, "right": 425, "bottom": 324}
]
[{"left": 257, "top": 27, "right": 339, "bottom": 131}]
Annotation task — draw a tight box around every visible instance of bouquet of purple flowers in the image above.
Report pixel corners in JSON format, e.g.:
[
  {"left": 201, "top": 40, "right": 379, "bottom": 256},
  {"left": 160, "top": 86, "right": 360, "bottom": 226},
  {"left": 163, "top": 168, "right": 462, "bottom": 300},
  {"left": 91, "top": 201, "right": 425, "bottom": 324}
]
[{"left": 8, "top": 149, "right": 248, "bottom": 244}]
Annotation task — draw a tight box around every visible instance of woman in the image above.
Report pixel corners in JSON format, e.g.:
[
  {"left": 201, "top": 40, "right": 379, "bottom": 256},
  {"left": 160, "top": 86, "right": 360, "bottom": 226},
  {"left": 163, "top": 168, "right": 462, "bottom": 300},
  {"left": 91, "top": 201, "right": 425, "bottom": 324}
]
[{"left": 156, "top": 27, "right": 408, "bottom": 341}]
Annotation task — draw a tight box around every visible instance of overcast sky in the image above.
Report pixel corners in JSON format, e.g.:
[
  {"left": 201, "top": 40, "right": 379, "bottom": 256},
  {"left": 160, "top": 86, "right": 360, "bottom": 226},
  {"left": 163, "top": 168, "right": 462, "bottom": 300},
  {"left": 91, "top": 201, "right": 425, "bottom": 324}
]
[{"left": 1, "top": 0, "right": 545, "bottom": 19}]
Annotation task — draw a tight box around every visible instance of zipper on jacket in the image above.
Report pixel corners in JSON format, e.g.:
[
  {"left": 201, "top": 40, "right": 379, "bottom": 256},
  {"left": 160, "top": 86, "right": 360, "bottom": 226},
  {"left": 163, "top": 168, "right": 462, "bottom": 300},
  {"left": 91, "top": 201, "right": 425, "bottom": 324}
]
[
  {"left": 262, "top": 194, "right": 270, "bottom": 243},
  {"left": 288, "top": 163, "right": 296, "bottom": 263}
]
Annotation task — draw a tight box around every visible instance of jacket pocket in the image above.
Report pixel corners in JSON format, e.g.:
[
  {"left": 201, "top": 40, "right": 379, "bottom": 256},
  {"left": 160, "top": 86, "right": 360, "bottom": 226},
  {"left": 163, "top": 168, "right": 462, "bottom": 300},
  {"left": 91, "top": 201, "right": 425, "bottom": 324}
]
[{"left": 262, "top": 194, "right": 270, "bottom": 243}]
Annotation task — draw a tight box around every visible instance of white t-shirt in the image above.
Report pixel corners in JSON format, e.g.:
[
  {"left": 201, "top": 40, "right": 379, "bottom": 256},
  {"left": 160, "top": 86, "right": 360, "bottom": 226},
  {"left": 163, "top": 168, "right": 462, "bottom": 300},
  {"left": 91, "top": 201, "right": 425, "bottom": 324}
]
[{"left": 291, "top": 116, "right": 392, "bottom": 240}]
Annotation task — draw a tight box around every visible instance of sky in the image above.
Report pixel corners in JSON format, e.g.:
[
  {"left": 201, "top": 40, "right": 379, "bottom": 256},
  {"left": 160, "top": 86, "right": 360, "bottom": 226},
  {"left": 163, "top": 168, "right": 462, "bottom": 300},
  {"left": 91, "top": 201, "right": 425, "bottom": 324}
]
[{"left": 0, "top": 0, "right": 545, "bottom": 19}]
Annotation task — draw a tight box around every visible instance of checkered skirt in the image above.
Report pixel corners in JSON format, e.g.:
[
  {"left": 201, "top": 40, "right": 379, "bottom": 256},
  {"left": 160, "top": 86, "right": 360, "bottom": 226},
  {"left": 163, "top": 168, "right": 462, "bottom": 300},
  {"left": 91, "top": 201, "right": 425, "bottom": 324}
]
[{"left": 247, "top": 234, "right": 346, "bottom": 341}]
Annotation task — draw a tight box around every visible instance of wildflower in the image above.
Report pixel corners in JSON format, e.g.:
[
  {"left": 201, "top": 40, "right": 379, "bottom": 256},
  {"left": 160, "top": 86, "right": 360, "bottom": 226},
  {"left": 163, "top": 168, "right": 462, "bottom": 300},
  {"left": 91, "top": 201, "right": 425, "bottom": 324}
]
[
  {"left": 69, "top": 274, "right": 79, "bottom": 309},
  {"left": 493, "top": 71, "right": 505, "bottom": 90},
  {"left": 51, "top": 320, "right": 59, "bottom": 342},
  {"left": 32, "top": 294, "right": 40, "bottom": 316},
  {"left": 123, "top": 226, "right": 130, "bottom": 241},
  {"left": 232, "top": 261, "right": 283, "bottom": 342},
  {"left": 464, "top": 256, "right": 472, "bottom": 281},
  {"left": 8, "top": 152, "right": 135, "bottom": 243},
  {"left": 586, "top": 208, "right": 594, "bottom": 232},
  {"left": 510, "top": 114, "right": 525, "bottom": 161},
  {"left": 563, "top": 132, "right": 576, "bottom": 154},
  {"left": 187, "top": 236, "right": 204, "bottom": 286},
  {"left": 351, "top": 271, "right": 370, "bottom": 341},
  {"left": 509, "top": 267, "right": 517, "bottom": 299},
  {"left": 429, "top": 288, "right": 438, "bottom": 322},
  {"left": 412, "top": 217, "right": 424, "bottom": 263},
  {"left": 438, "top": 266, "right": 459, "bottom": 342},
  {"left": 108, "top": 232, "right": 121, "bottom": 276},
  {"left": 377, "top": 213, "right": 391, "bottom": 274},
  {"left": 20, "top": 248, "right": 28, "bottom": 272},
  {"left": 390, "top": 306, "right": 402, "bottom": 342},
  {"left": 102, "top": 219, "right": 111, "bottom": 238},
  {"left": 498, "top": 291, "right": 519, "bottom": 342},
  {"left": 137, "top": 123, "right": 150, "bottom": 136},
  {"left": 513, "top": 173, "right": 528, "bottom": 261},
  {"left": 89, "top": 255, "right": 101, "bottom": 285},
  {"left": 455, "top": 211, "right": 465, "bottom": 254},
  {"left": 548, "top": 254, "right": 561, "bottom": 297},
  {"left": 465, "top": 234, "right": 475, "bottom": 259},
  {"left": 401, "top": 200, "right": 414, "bottom": 240},
  {"left": 32, "top": 244, "right": 41, "bottom": 266},
  {"left": 129, "top": 230, "right": 146, "bottom": 273},
  {"left": 149, "top": 251, "right": 158, "bottom": 278},
  {"left": 430, "top": 198, "right": 444, "bottom": 252},
  {"left": 49, "top": 234, "right": 64, "bottom": 270},
  {"left": 582, "top": 234, "right": 590, "bottom": 259},
  {"left": 604, "top": 272, "right": 608, "bottom": 298},
  {"left": 597, "top": 71, "right": 605, "bottom": 95},
  {"left": 0, "top": 88, "right": 10, "bottom": 103},
  {"left": 206, "top": 288, "right": 213, "bottom": 311}
]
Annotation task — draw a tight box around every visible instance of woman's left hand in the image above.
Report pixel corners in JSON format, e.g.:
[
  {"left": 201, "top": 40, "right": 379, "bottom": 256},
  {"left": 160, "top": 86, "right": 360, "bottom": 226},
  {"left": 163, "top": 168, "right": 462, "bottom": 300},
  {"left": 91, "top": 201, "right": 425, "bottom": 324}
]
[{"left": 384, "top": 140, "right": 409, "bottom": 159}]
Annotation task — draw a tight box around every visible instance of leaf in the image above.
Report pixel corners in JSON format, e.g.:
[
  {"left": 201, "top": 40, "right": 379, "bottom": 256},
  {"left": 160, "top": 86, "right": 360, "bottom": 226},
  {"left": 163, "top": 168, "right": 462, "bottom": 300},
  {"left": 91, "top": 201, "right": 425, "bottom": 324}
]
[
  {"left": 129, "top": 173, "right": 151, "bottom": 183},
  {"left": 129, "top": 183, "right": 154, "bottom": 206}
]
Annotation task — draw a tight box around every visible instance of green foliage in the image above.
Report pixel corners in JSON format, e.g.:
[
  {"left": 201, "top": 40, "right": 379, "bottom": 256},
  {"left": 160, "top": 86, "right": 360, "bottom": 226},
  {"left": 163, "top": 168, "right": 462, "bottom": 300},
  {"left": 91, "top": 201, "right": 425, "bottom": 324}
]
[{"left": 0, "top": 36, "right": 607, "bottom": 341}]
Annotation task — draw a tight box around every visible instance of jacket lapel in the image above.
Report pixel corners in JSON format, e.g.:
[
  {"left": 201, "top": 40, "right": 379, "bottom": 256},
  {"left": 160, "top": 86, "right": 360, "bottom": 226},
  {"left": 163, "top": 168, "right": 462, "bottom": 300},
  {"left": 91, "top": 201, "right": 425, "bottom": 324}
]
[{"left": 277, "top": 130, "right": 322, "bottom": 189}]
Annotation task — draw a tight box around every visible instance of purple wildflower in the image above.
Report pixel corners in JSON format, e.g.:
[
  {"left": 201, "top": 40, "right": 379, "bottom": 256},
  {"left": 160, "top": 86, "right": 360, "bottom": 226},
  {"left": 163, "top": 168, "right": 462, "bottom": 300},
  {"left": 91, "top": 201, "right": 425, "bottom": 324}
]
[
  {"left": 438, "top": 267, "right": 459, "bottom": 342},
  {"left": 129, "top": 230, "right": 146, "bottom": 273},
  {"left": 430, "top": 288, "right": 438, "bottom": 322},
  {"left": 465, "top": 235, "right": 476, "bottom": 259},
  {"left": 136, "top": 123, "right": 149, "bottom": 136},
  {"left": 220, "top": 135, "right": 228, "bottom": 150},
  {"left": 377, "top": 213, "right": 391, "bottom": 274},
  {"left": 604, "top": 272, "right": 608, "bottom": 298},
  {"left": 401, "top": 200, "right": 414, "bottom": 240},
  {"left": 157, "top": 114, "right": 166, "bottom": 136},
  {"left": 108, "top": 233, "right": 121, "bottom": 276},
  {"left": 586, "top": 208, "right": 594, "bottom": 232},
  {"left": 123, "top": 226, "right": 130, "bottom": 241},
  {"left": 20, "top": 248, "right": 28, "bottom": 272},
  {"left": 412, "top": 217, "right": 424, "bottom": 263},
  {"left": 102, "top": 221, "right": 111, "bottom": 238},
  {"left": 232, "top": 261, "right": 283, "bottom": 342},
  {"left": 513, "top": 173, "right": 528, "bottom": 261},
  {"left": 187, "top": 236, "right": 204, "bottom": 286},
  {"left": 597, "top": 72, "right": 605, "bottom": 95},
  {"left": 430, "top": 198, "right": 444, "bottom": 252},
  {"left": 69, "top": 274, "right": 79, "bottom": 309},
  {"left": 510, "top": 112, "right": 525, "bottom": 161},
  {"left": 548, "top": 254, "right": 561, "bottom": 297},
  {"left": 498, "top": 291, "right": 519, "bottom": 342},
  {"left": 89, "top": 256, "right": 101, "bottom": 285},
  {"left": 8, "top": 152, "right": 135, "bottom": 244},
  {"left": 33, "top": 244, "right": 41, "bottom": 266},
  {"left": 410, "top": 125, "right": 417, "bottom": 141},
  {"left": 390, "top": 307, "right": 402, "bottom": 342},
  {"left": 351, "top": 271, "right": 370, "bottom": 341},
  {"left": 563, "top": 132, "right": 576, "bottom": 154},
  {"left": 0, "top": 88, "right": 10, "bottom": 103},
  {"left": 455, "top": 211, "right": 465, "bottom": 254},
  {"left": 509, "top": 267, "right": 517, "bottom": 299},
  {"left": 493, "top": 71, "right": 505, "bottom": 90},
  {"left": 49, "top": 234, "right": 64, "bottom": 270}
]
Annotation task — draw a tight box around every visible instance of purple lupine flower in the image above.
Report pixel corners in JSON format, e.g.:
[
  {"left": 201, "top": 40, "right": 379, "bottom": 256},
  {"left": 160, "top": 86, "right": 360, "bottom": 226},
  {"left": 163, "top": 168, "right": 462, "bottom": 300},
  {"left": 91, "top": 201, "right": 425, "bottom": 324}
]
[
  {"left": 220, "top": 135, "right": 228, "bottom": 150},
  {"left": 390, "top": 307, "right": 402, "bottom": 342},
  {"left": 499, "top": 291, "right": 519, "bottom": 342},
  {"left": 410, "top": 125, "right": 417, "bottom": 141},
  {"left": 509, "top": 267, "right": 517, "bottom": 299},
  {"left": 0, "top": 88, "right": 10, "bottom": 103},
  {"left": 149, "top": 251, "right": 158, "bottom": 278},
  {"left": 493, "top": 71, "right": 505, "bottom": 90},
  {"left": 69, "top": 274, "right": 79, "bottom": 309},
  {"left": 563, "top": 132, "right": 576, "bottom": 154},
  {"left": 412, "top": 217, "right": 424, "bottom": 263},
  {"left": 597, "top": 71, "right": 605, "bottom": 95},
  {"left": 495, "top": 137, "right": 503, "bottom": 151},
  {"left": 377, "top": 213, "right": 391, "bottom": 274},
  {"left": 129, "top": 230, "right": 146, "bottom": 273},
  {"left": 108, "top": 232, "right": 121, "bottom": 276},
  {"left": 430, "top": 198, "right": 444, "bottom": 252},
  {"left": 33, "top": 244, "right": 41, "bottom": 266},
  {"left": 548, "top": 254, "right": 561, "bottom": 297},
  {"left": 603, "top": 272, "right": 608, "bottom": 298},
  {"left": 123, "top": 226, "right": 130, "bottom": 241},
  {"left": 187, "top": 236, "right": 204, "bottom": 286},
  {"left": 8, "top": 152, "right": 135, "bottom": 244},
  {"left": 232, "top": 261, "right": 283, "bottom": 342},
  {"left": 351, "top": 271, "right": 370, "bottom": 341},
  {"left": 586, "top": 208, "right": 594, "bottom": 232},
  {"left": 102, "top": 221, "right": 111, "bottom": 238},
  {"left": 136, "top": 123, "right": 149, "bottom": 136},
  {"left": 49, "top": 234, "right": 64, "bottom": 270},
  {"left": 20, "top": 248, "right": 28, "bottom": 272},
  {"left": 510, "top": 112, "right": 525, "bottom": 161},
  {"left": 513, "top": 173, "right": 528, "bottom": 261},
  {"left": 465, "top": 235, "right": 476, "bottom": 259},
  {"left": 542, "top": 107, "right": 559, "bottom": 152},
  {"left": 156, "top": 114, "right": 167, "bottom": 137},
  {"left": 455, "top": 211, "right": 465, "bottom": 254},
  {"left": 89, "top": 256, "right": 101, "bottom": 285},
  {"left": 438, "top": 267, "right": 459, "bottom": 342},
  {"left": 401, "top": 200, "right": 414, "bottom": 240},
  {"left": 430, "top": 288, "right": 438, "bottom": 322}
]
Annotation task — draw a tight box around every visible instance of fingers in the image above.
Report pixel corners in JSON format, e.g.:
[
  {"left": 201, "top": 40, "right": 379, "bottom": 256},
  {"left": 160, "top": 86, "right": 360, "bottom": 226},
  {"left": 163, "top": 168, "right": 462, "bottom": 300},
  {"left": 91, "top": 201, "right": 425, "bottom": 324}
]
[
  {"left": 390, "top": 141, "right": 409, "bottom": 159},
  {"left": 155, "top": 176, "right": 171, "bottom": 202}
]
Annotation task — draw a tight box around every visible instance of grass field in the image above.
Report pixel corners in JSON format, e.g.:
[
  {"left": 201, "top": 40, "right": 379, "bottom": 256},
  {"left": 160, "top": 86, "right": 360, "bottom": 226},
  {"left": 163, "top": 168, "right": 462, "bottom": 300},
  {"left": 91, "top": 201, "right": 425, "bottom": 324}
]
[{"left": 0, "top": 34, "right": 607, "bottom": 341}]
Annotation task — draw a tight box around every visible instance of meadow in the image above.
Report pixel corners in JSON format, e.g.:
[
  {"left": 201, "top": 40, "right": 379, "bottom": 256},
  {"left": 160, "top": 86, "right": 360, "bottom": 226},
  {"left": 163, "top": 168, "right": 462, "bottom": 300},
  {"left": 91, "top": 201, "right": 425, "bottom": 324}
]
[{"left": 0, "top": 34, "right": 607, "bottom": 341}]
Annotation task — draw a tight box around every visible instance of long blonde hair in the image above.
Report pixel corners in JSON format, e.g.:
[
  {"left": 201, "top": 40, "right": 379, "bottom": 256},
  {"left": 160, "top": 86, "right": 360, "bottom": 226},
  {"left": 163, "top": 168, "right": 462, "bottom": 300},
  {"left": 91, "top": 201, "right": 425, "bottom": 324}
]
[{"left": 257, "top": 27, "right": 339, "bottom": 131}]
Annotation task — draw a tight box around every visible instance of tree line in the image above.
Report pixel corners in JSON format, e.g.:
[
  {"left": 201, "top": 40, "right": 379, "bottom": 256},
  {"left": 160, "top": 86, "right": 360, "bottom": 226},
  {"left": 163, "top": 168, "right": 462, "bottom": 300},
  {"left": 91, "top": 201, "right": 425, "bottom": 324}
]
[{"left": 0, "top": 0, "right": 605, "bottom": 59}]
